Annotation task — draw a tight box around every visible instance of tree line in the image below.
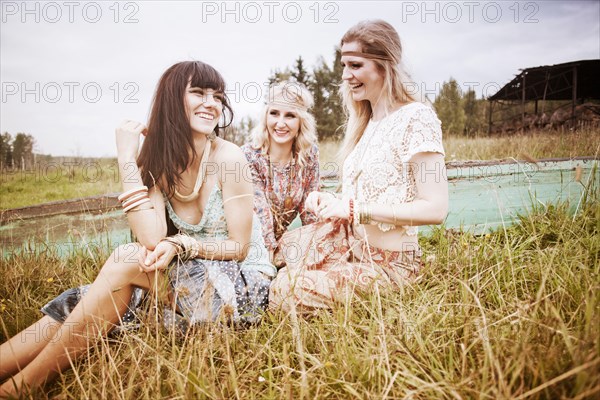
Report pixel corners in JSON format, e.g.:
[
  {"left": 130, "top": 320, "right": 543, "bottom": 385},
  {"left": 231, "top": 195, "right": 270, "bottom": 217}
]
[
  {"left": 4, "top": 60, "right": 493, "bottom": 162},
  {"left": 0, "top": 132, "right": 36, "bottom": 170},
  {"left": 433, "top": 77, "right": 488, "bottom": 136},
  {"left": 223, "top": 50, "right": 347, "bottom": 145},
  {"left": 224, "top": 55, "right": 491, "bottom": 144}
]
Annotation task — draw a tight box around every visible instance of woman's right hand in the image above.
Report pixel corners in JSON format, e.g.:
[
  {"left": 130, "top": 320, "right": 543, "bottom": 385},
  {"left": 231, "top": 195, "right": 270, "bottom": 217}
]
[
  {"left": 304, "top": 191, "right": 336, "bottom": 213},
  {"left": 116, "top": 120, "right": 147, "bottom": 162},
  {"left": 138, "top": 241, "right": 177, "bottom": 273}
]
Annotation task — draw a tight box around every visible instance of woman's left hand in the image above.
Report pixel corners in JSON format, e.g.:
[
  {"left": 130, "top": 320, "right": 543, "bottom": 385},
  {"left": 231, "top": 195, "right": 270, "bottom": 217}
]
[
  {"left": 139, "top": 241, "right": 178, "bottom": 272},
  {"left": 317, "top": 196, "right": 350, "bottom": 221}
]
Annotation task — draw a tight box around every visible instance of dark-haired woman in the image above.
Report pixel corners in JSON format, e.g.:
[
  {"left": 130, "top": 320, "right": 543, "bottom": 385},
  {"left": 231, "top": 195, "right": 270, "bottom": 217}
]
[{"left": 0, "top": 61, "right": 274, "bottom": 396}]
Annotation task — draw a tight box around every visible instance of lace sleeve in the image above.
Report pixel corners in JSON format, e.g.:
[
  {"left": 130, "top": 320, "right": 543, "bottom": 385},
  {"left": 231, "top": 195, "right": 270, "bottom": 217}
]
[{"left": 402, "top": 105, "right": 445, "bottom": 163}]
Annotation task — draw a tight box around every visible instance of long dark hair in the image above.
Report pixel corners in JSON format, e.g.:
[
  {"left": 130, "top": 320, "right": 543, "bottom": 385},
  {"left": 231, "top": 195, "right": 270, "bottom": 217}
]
[{"left": 137, "top": 61, "right": 233, "bottom": 197}]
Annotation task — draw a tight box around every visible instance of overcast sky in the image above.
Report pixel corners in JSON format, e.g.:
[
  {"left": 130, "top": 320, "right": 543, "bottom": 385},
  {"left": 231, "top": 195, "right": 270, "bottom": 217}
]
[{"left": 1, "top": 0, "right": 599, "bottom": 157}]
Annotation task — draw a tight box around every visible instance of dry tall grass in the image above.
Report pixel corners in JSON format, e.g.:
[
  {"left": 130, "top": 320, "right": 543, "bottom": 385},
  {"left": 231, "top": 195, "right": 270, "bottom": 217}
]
[
  {"left": 319, "top": 128, "right": 600, "bottom": 168},
  {"left": 1, "top": 185, "right": 598, "bottom": 399}
]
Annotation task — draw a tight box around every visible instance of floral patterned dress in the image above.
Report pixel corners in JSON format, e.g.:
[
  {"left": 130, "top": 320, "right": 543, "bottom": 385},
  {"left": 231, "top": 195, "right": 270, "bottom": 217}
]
[{"left": 242, "top": 144, "right": 320, "bottom": 251}]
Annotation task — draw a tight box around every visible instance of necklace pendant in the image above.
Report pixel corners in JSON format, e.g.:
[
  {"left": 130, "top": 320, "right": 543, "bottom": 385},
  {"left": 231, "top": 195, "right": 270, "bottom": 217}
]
[{"left": 284, "top": 196, "right": 293, "bottom": 209}]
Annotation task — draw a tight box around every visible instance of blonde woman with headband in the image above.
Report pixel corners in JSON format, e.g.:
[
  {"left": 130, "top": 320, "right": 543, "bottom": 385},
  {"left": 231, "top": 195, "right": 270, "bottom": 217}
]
[
  {"left": 269, "top": 20, "right": 448, "bottom": 312},
  {"left": 242, "top": 81, "right": 320, "bottom": 260}
]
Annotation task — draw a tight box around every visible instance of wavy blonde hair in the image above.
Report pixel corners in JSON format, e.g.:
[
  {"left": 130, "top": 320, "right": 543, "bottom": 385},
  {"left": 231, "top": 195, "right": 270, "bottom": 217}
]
[
  {"left": 338, "top": 20, "right": 421, "bottom": 164},
  {"left": 250, "top": 81, "right": 317, "bottom": 168}
]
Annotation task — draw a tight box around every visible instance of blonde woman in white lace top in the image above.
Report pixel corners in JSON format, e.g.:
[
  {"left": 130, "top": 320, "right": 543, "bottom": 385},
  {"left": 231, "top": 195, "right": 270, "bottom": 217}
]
[{"left": 269, "top": 20, "right": 448, "bottom": 313}]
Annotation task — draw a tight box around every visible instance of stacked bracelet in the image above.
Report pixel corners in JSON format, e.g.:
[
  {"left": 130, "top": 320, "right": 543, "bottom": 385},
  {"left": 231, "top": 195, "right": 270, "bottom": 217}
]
[
  {"left": 118, "top": 186, "right": 148, "bottom": 202},
  {"left": 348, "top": 198, "right": 355, "bottom": 225},
  {"left": 118, "top": 186, "right": 153, "bottom": 213},
  {"left": 160, "top": 234, "right": 200, "bottom": 261},
  {"left": 357, "top": 202, "right": 373, "bottom": 225},
  {"left": 391, "top": 205, "right": 399, "bottom": 225}
]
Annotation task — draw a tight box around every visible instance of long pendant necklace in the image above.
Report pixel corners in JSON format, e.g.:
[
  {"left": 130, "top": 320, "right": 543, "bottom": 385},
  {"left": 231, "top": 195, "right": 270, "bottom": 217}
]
[
  {"left": 173, "top": 137, "right": 213, "bottom": 202},
  {"left": 267, "top": 154, "right": 295, "bottom": 209},
  {"left": 267, "top": 153, "right": 296, "bottom": 238}
]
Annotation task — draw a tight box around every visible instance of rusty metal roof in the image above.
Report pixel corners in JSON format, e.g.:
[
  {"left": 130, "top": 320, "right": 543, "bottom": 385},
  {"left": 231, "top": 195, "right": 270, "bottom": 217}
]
[{"left": 488, "top": 59, "right": 600, "bottom": 101}]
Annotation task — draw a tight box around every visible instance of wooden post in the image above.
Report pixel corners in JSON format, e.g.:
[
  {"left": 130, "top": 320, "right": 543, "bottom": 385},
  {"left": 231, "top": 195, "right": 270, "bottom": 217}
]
[
  {"left": 488, "top": 101, "right": 493, "bottom": 135},
  {"left": 542, "top": 71, "right": 549, "bottom": 114},
  {"left": 521, "top": 73, "right": 526, "bottom": 129},
  {"left": 572, "top": 66, "right": 578, "bottom": 123}
]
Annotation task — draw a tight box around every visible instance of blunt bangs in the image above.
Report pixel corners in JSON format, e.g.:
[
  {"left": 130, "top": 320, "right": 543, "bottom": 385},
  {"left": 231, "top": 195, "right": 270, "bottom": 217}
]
[{"left": 188, "top": 61, "right": 226, "bottom": 92}]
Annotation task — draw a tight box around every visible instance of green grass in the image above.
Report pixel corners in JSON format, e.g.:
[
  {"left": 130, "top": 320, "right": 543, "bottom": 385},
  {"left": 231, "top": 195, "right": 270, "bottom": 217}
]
[
  {"left": 0, "top": 158, "right": 120, "bottom": 210},
  {"left": 2, "top": 189, "right": 598, "bottom": 398}
]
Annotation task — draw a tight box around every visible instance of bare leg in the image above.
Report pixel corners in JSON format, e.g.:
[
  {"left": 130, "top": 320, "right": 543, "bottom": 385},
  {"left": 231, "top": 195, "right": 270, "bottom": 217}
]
[
  {"left": 0, "top": 316, "right": 62, "bottom": 381},
  {"left": 0, "top": 243, "right": 164, "bottom": 397}
]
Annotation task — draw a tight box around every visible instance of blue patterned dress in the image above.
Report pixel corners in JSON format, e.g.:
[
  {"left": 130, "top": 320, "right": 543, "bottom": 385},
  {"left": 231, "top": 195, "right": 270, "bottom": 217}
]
[{"left": 41, "top": 185, "right": 275, "bottom": 330}]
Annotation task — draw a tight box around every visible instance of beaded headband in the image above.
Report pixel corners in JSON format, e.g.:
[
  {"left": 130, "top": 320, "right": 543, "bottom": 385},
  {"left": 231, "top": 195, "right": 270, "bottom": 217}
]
[
  {"left": 267, "top": 99, "right": 308, "bottom": 112},
  {"left": 341, "top": 51, "right": 392, "bottom": 61}
]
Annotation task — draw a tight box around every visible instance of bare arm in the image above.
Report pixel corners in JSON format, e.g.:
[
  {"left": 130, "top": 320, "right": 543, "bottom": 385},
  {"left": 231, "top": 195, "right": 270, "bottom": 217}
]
[
  {"left": 316, "top": 152, "right": 448, "bottom": 226},
  {"left": 116, "top": 120, "right": 167, "bottom": 249},
  {"left": 207, "top": 143, "right": 254, "bottom": 260},
  {"left": 365, "top": 152, "right": 448, "bottom": 225}
]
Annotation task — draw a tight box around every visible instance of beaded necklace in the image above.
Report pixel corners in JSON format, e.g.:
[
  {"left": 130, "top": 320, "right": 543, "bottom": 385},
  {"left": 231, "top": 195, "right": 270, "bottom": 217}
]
[{"left": 267, "top": 153, "right": 296, "bottom": 238}]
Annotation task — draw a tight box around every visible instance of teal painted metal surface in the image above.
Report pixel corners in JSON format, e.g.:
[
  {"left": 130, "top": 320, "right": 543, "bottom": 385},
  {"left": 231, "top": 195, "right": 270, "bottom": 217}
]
[
  {"left": 1, "top": 209, "right": 130, "bottom": 258},
  {"left": 445, "top": 158, "right": 597, "bottom": 233},
  {"left": 2, "top": 158, "right": 597, "bottom": 257}
]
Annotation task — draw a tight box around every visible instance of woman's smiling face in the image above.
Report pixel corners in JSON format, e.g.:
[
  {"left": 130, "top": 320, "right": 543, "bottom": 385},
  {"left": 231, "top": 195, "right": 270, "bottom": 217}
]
[
  {"left": 266, "top": 105, "right": 300, "bottom": 147},
  {"left": 184, "top": 83, "right": 223, "bottom": 135},
  {"left": 341, "top": 41, "right": 385, "bottom": 105}
]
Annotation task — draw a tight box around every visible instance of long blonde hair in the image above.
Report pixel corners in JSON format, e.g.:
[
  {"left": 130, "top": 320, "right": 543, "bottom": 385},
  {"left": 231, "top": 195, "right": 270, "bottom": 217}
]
[
  {"left": 251, "top": 81, "right": 317, "bottom": 167},
  {"left": 338, "top": 20, "right": 420, "bottom": 164}
]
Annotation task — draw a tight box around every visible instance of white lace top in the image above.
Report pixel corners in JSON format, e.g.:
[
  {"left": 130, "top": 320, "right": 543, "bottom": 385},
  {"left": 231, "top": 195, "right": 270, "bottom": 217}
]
[{"left": 342, "top": 102, "right": 444, "bottom": 235}]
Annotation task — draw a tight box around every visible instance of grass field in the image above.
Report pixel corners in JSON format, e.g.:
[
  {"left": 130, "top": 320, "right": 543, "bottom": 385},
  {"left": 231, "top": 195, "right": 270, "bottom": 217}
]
[
  {"left": 1, "top": 129, "right": 599, "bottom": 398},
  {"left": 1, "top": 187, "right": 598, "bottom": 398},
  {"left": 0, "top": 158, "right": 121, "bottom": 210}
]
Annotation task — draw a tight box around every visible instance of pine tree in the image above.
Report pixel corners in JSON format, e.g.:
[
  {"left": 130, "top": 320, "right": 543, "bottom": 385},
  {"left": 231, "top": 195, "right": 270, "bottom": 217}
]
[
  {"left": 267, "top": 68, "right": 292, "bottom": 85},
  {"left": 434, "top": 78, "right": 466, "bottom": 135},
  {"left": 463, "top": 89, "right": 482, "bottom": 136},
  {"left": 12, "top": 133, "right": 35, "bottom": 169},
  {"left": 291, "top": 56, "right": 309, "bottom": 85},
  {"left": 266, "top": 50, "right": 345, "bottom": 141},
  {"left": 0, "top": 132, "right": 12, "bottom": 170},
  {"left": 327, "top": 48, "right": 344, "bottom": 139}
]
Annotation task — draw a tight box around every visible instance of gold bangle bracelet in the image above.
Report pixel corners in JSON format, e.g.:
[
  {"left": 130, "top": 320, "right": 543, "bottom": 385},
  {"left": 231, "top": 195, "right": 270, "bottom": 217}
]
[
  {"left": 364, "top": 203, "right": 372, "bottom": 225},
  {"left": 357, "top": 202, "right": 364, "bottom": 224},
  {"left": 358, "top": 202, "right": 372, "bottom": 225}
]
